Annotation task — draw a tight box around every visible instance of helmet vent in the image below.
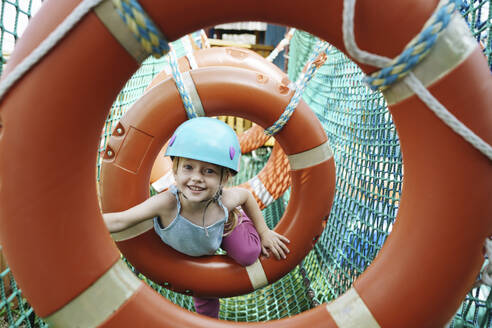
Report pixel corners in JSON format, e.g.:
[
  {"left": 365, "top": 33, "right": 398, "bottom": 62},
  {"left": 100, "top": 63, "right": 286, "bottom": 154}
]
[{"left": 169, "top": 134, "right": 176, "bottom": 147}]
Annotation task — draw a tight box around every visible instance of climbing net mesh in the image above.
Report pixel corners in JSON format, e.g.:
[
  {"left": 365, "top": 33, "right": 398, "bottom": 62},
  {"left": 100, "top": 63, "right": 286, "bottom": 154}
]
[{"left": 0, "top": 1, "right": 491, "bottom": 327}]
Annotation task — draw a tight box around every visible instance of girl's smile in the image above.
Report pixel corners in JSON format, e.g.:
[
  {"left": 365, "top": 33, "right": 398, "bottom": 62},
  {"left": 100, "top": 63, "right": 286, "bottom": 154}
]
[
  {"left": 188, "top": 185, "right": 205, "bottom": 191},
  {"left": 187, "top": 185, "right": 206, "bottom": 193}
]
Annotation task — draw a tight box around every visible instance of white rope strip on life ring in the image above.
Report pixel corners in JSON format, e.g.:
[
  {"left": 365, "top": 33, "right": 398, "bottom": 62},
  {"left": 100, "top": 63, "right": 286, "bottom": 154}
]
[
  {"left": 181, "top": 70, "right": 205, "bottom": 117},
  {"left": 325, "top": 288, "right": 380, "bottom": 328},
  {"left": 200, "top": 29, "right": 211, "bottom": 49},
  {"left": 381, "top": 14, "right": 476, "bottom": 106},
  {"left": 186, "top": 52, "right": 199, "bottom": 69},
  {"left": 94, "top": 0, "right": 148, "bottom": 62},
  {"left": 111, "top": 220, "right": 154, "bottom": 242},
  {"left": 288, "top": 141, "right": 334, "bottom": 171},
  {"left": 245, "top": 258, "right": 269, "bottom": 290},
  {"left": 44, "top": 259, "right": 141, "bottom": 327}
]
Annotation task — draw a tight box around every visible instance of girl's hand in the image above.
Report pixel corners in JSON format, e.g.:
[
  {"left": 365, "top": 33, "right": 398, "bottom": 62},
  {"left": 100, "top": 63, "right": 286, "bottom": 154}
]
[{"left": 259, "top": 229, "right": 290, "bottom": 260}]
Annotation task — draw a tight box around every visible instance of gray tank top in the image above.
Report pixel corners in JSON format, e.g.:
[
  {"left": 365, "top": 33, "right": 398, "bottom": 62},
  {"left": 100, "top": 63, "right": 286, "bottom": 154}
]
[{"left": 153, "top": 185, "right": 228, "bottom": 256}]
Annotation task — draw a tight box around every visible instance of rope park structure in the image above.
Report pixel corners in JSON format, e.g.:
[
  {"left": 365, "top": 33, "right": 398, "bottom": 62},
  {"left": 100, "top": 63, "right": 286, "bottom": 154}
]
[{"left": 0, "top": 0, "right": 490, "bottom": 326}]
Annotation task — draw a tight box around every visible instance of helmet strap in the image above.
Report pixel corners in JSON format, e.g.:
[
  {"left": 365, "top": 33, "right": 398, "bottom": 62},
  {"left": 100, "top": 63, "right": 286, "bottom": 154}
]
[{"left": 202, "top": 167, "right": 225, "bottom": 236}]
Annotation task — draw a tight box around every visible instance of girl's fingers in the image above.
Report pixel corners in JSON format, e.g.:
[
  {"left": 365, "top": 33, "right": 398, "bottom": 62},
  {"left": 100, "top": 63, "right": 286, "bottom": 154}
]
[
  {"left": 271, "top": 243, "right": 286, "bottom": 259},
  {"left": 279, "top": 235, "right": 290, "bottom": 243},
  {"left": 271, "top": 247, "right": 282, "bottom": 260},
  {"left": 271, "top": 236, "right": 290, "bottom": 254},
  {"left": 277, "top": 246, "right": 286, "bottom": 259},
  {"left": 261, "top": 246, "right": 270, "bottom": 258},
  {"left": 261, "top": 234, "right": 290, "bottom": 260},
  {"left": 272, "top": 231, "right": 290, "bottom": 243},
  {"left": 278, "top": 240, "right": 290, "bottom": 254}
]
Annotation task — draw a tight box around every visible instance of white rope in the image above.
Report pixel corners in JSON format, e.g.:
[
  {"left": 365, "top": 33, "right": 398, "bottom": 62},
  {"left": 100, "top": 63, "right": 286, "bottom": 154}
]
[
  {"left": 405, "top": 73, "right": 492, "bottom": 159},
  {"left": 342, "top": 0, "right": 492, "bottom": 161},
  {"left": 0, "top": 0, "right": 105, "bottom": 103},
  {"left": 342, "top": 0, "right": 390, "bottom": 68}
]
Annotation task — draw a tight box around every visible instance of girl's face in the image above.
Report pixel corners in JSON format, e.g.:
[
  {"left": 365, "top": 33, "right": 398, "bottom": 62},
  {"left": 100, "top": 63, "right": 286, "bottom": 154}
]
[{"left": 173, "top": 158, "right": 224, "bottom": 203}]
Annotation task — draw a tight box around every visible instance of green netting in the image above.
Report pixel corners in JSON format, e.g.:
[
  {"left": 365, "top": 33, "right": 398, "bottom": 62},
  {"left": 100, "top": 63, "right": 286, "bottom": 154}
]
[
  {"left": 0, "top": 267, "right": 47, "bottom": 328},
  {"left": 0, "top": 1, "right": 491, "bottom": 327},
  {"left": 287, "top": 25, "right": 491, "bottom": 328},
  {"left": 288, "top": 30, "right": 402, "bottom": 303},
  {"left": 0, "top": 0, "right": 42, "bottom": 75},
  {"left": 461, "top": 0, "right": 492, "bottom": 70}
]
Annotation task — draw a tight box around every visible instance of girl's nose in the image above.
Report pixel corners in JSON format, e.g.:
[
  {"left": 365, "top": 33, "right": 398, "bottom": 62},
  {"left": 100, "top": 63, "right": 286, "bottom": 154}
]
[{"left": 190, "top": 172, "right": 203, "bottom": 181}]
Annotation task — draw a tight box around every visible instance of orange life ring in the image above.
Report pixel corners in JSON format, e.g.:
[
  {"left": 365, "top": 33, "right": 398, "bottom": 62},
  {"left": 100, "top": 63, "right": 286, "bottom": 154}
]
[
  {"left": 0, "top": 0, "right": 490, "bottom": 327},
  {"left": 99, "top": 65, "right": 333, "bottom": 297}
]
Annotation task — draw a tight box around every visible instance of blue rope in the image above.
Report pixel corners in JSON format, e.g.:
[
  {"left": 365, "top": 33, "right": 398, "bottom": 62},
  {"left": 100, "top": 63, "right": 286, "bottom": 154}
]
[
  {"left": 264, "top": 40, "right": 329, "bottom": 136},
  {"left": 364, "top": 0, "right": 462, "bottom": 91},
  {"left": 168, "top": 47, "right": 198, "bottom": 119},
  {"left": 112, "top": 0, "right": 170, "bottom": 58}
]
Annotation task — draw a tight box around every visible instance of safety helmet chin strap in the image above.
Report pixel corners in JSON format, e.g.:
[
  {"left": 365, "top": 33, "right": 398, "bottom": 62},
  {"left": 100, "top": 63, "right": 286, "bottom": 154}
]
[{"left": 201, "top": 167, "right": 224, "bottom": 237}]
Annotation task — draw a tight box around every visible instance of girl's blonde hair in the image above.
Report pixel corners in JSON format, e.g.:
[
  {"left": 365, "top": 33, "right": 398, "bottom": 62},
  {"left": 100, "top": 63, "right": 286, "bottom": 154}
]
[
  {"left": 172, "top": 157, "right": 239, "bottom": 236},
  {"left": 223, "top": 208, "right": 240, "bottom": 236}
]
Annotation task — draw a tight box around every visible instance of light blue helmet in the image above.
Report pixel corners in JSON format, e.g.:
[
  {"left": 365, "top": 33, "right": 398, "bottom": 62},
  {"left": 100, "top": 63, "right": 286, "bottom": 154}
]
[{"left": 166, "top": 117, "right": 241, "bottom": 174}]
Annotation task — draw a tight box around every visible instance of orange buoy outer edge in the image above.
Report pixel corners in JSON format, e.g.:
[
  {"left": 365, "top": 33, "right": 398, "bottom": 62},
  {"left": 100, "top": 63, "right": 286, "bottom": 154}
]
[{"left": 0, "top": 0, "right": 490, "bottom": 327}]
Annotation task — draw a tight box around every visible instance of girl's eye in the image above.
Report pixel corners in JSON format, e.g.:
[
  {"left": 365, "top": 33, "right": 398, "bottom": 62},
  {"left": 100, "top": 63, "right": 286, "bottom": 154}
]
[
  {"left": 183, "top": 164, "right": 193, "bottom": 170},
  {"left": 204, "top": 168, "right": 216, "bottom": 174}
]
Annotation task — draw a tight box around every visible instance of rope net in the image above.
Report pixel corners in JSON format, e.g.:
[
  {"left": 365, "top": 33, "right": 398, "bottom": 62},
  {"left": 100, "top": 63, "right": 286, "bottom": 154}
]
[{"left": 0, "top": 1, "right": 491, "bottom": 326}]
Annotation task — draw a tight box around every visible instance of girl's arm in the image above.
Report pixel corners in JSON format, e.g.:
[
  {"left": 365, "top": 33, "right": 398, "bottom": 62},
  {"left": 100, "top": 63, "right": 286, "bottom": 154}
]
[
  {"left": 227, "top": 187, "right": 290, "bottom": 260},
  {"left": 102, "top": 191, "right": 172, "bottom": 233}
]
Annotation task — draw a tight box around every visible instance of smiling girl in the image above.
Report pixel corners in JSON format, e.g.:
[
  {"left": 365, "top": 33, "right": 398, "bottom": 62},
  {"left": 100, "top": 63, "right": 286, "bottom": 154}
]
[{"left": 103, "top": 117, "right": 290, "bottom": 318}]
